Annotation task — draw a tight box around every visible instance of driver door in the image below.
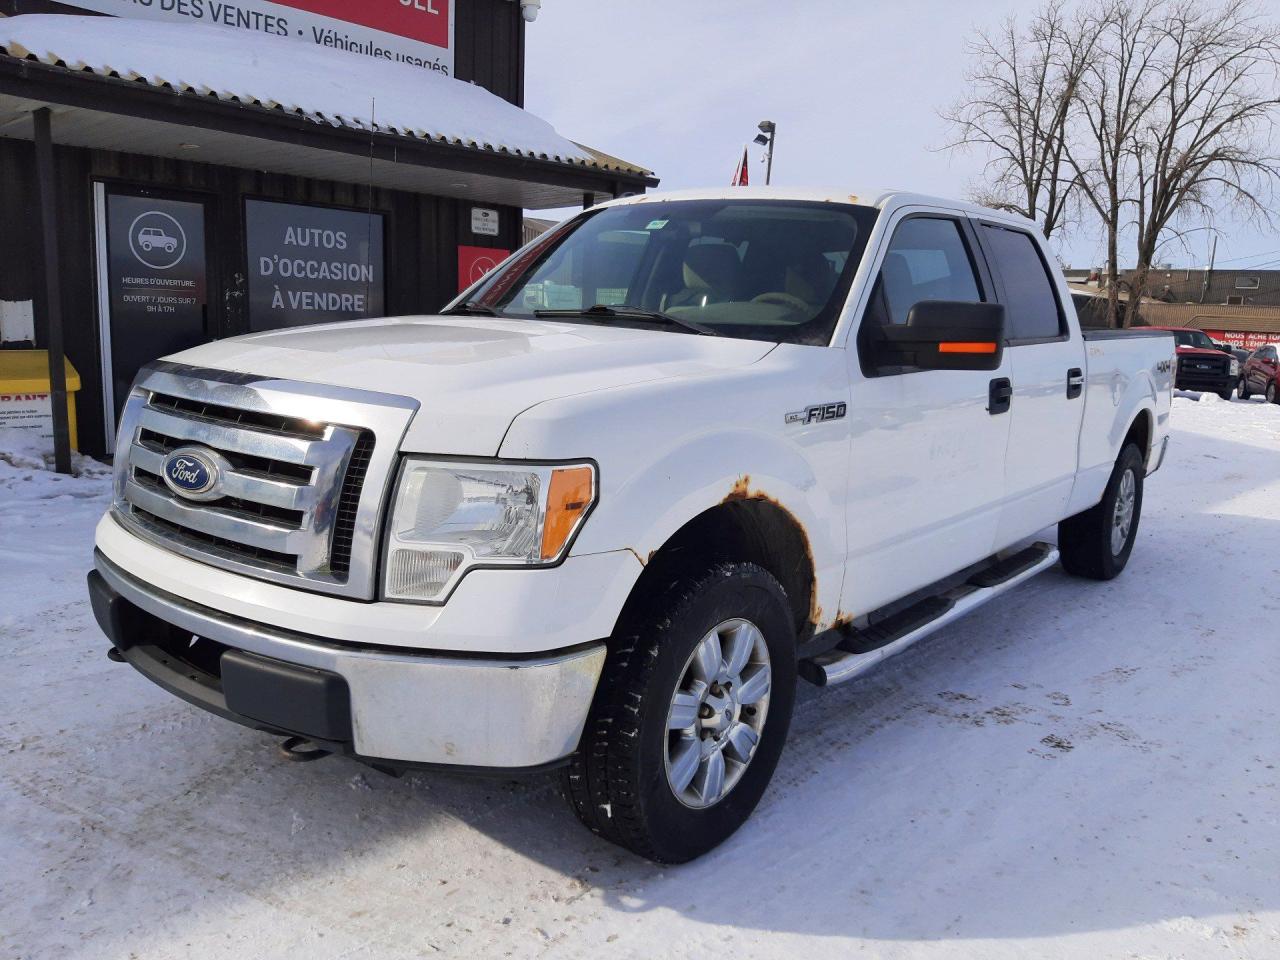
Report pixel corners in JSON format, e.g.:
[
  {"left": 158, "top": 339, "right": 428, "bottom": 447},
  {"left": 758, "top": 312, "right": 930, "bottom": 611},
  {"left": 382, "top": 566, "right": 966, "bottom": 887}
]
[{"left": 843, "top": 211, "right": 1013, "bottom": 616}]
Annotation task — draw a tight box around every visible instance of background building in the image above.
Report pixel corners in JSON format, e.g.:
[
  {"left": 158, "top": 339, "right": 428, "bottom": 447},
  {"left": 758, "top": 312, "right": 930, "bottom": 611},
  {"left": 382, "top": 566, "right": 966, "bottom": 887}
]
[{"left": 0, "top": 1, "right": 655, "bottom": 457}]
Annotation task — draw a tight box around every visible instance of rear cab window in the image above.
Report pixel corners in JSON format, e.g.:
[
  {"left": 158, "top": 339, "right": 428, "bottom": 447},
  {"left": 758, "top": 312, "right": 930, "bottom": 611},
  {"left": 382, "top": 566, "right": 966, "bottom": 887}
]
[{"left": 977, "top": 224, "right": 1066, "bottom": 343}]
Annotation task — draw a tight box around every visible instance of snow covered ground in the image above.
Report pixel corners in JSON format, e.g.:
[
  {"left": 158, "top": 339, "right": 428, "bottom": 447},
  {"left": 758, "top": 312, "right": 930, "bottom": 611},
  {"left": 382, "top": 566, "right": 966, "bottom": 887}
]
[{"left": 2, "top": 395, "right": 1277, "bottom": 960}]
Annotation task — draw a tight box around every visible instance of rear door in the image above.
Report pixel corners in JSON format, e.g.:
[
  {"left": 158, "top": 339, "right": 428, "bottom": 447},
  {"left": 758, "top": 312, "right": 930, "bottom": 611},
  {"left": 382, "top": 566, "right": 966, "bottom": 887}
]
[
  {"left": 844, "top": 211, "right": 1013, "bottom": 615},
  {"left": 974, "top": 222, "right": 1087, "bottom": 548}
]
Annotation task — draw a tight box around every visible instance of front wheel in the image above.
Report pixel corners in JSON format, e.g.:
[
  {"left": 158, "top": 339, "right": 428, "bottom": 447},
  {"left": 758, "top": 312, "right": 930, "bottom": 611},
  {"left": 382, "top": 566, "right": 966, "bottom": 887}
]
[
  {"left": 1058, "top": 443, "right": 1145, "bottom": 580},
  {"left": 563, "top": 561, "right": 797, "bottom": 863},
  {"left": 1219, "top": 386, "right": 1235, "bottom": 401}
]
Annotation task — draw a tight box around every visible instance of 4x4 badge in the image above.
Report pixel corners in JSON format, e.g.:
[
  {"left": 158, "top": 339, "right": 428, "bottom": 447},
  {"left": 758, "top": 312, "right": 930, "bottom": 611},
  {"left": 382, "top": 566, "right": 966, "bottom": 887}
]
[{"left": 786, "top": 402, "right": 847, "bottom": 425}]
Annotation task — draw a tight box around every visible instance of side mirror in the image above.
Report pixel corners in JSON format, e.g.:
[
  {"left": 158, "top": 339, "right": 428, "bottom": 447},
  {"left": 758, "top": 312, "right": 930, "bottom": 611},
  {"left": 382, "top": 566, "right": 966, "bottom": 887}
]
[{"left": 871, "top": 301, "right": 1007, "bottom": 372}]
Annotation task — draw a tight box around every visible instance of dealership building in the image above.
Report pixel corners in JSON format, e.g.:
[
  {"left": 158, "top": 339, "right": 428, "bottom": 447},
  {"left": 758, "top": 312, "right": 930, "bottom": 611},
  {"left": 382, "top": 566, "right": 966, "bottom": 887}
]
[{"left": 0, "top": 1, "right": 655, "bottom": 459}]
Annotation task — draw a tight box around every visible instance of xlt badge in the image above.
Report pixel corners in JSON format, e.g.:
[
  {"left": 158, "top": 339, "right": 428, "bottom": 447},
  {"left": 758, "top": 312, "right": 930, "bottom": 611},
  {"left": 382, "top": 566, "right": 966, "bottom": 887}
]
[{"left": 786, "top": 402, "right": 847, "bottom": 425}]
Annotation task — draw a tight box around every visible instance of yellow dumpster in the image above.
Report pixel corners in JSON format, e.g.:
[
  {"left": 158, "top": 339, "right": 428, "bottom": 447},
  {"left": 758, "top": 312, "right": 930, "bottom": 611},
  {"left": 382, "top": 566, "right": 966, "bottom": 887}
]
[{"left": 0, "top": 350, "right": 81, "bottom": 451}]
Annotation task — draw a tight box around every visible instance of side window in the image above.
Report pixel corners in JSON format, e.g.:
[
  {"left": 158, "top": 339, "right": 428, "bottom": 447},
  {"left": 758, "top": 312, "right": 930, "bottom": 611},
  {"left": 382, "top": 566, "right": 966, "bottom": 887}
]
[
  {"left": 871, "top": 217, "right": 983, "bottom": 326},
  {"left": 980, "top": 225, "right": 1064, "bottom": 341}
]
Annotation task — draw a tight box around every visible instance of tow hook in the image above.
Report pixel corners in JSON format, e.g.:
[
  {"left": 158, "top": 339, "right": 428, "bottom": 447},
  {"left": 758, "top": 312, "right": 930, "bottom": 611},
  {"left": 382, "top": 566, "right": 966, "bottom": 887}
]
[
  {"left": 278, "top": 736, "right": 332, "bottom": 763},
  {"left": 106, "top": 647, "right": 125, "bottom": 663}
]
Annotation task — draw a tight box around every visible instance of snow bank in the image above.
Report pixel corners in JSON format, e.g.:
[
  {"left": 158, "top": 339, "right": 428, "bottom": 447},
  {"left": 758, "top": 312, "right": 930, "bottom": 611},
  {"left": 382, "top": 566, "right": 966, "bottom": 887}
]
[{"left": 0, "top": 426, "right": 111, "bottom": 478}]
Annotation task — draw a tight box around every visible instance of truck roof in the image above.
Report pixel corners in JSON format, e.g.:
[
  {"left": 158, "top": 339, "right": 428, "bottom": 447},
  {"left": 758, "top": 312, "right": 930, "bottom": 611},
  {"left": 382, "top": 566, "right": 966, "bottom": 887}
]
[{"left": 598, "top": 186, "right": 1039, "bottom": 230}]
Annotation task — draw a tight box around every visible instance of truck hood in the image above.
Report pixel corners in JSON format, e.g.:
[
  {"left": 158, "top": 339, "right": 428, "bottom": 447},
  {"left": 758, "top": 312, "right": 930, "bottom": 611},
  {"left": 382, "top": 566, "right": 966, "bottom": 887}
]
[
  {"left": 164, "top": 315, "right": 776, "bottom": 455},
  {"left": 1174, "top": 345, "right": 1226, "bottom": 358}
]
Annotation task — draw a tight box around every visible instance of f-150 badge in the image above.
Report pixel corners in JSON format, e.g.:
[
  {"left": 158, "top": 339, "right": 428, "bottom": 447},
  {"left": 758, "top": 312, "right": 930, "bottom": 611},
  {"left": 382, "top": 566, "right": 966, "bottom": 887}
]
[{"left": 786, "top": 402, "right": 847, "bottom": 425}]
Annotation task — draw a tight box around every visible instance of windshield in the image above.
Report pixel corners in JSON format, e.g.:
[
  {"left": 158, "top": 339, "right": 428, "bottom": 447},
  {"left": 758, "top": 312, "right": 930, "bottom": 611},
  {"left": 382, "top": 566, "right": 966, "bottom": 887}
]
[
  {"left": 462, "top": 200, "right": 879, "bottom": 346},
  {"left": 1173, "top": 330, "right": 1215, "bottom": 349}
]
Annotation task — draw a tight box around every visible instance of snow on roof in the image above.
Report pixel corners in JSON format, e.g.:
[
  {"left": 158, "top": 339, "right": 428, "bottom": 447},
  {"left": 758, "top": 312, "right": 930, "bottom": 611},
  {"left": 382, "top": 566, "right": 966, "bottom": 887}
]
[{"left": 0, "top": 14, "right": 649, "bottom": 176}]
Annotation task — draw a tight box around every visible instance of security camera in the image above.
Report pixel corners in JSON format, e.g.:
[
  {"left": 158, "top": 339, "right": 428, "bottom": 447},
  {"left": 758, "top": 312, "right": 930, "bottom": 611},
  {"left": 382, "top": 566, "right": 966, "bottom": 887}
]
[{"left": 520, "top": 0, "right": 541, "bottom": 22}]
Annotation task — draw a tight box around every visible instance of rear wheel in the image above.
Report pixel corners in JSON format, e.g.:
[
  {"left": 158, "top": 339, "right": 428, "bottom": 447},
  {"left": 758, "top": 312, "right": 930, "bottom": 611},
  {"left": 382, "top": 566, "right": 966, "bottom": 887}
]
[
  {"left": 1058, "top": 443, "right": 1144, "bottom": 581},
  {"left": 1238, "top": 378, "right": 1252, "bottom": 400},
  {"left": 563, "top": 561, "right": 796, "bottom": 863},
  {"left": 1268, "top": 382, "right": 1278, "bottom": 404}
]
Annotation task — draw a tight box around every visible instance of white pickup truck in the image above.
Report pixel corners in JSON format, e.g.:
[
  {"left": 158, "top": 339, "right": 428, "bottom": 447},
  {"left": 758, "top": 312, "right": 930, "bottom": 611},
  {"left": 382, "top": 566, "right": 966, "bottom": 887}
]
[{"left": 88, "top": 188, "right": 1175, "bottom": 862}]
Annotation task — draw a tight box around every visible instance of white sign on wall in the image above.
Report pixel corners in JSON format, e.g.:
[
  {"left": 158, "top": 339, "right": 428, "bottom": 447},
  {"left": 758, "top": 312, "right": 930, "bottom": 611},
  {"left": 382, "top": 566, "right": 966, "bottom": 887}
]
[
  {"left": 62, "top": 0, "right": 457, "bottom": 76},
  {"left": 471, "top": 207, "right": 500, "bottom": 237}
]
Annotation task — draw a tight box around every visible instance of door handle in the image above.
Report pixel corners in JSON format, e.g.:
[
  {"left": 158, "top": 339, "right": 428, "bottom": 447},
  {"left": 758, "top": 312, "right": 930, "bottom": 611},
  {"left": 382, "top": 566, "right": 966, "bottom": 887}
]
[
  {"left": 1067, "top": 368, "right": 1084, "bottom": 399},
  {"left": 988, "top": 377, "right": 1012, "bottom": 415}
]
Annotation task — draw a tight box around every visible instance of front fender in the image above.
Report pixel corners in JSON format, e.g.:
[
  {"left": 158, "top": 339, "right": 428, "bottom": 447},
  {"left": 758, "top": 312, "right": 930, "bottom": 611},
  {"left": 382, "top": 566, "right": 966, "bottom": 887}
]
[{"left": 499, "top": 354, "right": 851, "bottom": 633}]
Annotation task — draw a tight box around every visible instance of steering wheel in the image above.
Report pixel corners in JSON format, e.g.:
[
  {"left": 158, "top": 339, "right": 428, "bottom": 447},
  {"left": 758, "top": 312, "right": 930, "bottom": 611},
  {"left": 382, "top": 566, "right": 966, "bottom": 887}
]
[{"left": 751, "top": 291, "right": 811, "bottom": 313}]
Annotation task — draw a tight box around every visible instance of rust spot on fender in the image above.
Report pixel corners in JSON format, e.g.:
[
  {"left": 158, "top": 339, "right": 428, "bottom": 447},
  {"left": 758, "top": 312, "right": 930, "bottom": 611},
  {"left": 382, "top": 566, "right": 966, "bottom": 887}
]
[
  {"left": 721, "top": 475, "right": 824, "bottom": 629},
  {"left": 725, "top": 474, "right": 753, "bottom": 502}
]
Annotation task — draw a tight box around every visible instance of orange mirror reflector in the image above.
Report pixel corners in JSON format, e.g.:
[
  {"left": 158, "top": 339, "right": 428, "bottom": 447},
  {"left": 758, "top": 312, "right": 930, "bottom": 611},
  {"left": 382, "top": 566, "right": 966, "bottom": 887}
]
[{"left": 938, "top": 341, "right": 998, "bottom": 354}]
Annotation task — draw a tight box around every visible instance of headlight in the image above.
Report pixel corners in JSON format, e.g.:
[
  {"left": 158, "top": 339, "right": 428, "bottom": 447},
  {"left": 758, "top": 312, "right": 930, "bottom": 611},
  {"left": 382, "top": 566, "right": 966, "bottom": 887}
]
[
  {"left": 1230, "top": 358, "right": 1240, "bottom": 376},
  {"left": 383, "top": 459, "right": 596, "bottom": 602}
]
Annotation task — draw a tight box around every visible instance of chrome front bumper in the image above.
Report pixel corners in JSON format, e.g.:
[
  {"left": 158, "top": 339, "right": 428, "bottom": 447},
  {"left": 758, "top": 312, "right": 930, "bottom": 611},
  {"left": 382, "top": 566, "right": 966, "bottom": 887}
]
[{"left": 92, "top": 551, "right": 606, "bottom": 769}]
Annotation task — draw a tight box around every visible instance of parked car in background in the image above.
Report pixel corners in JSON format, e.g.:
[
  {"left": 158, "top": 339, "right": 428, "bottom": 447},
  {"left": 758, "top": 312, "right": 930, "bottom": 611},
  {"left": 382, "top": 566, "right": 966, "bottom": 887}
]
[
  {"left": 1147, "top": 326, "right": 1239, "bottom": 399},
  {"left": 1238, "top": 344, "right": 1280, "bottom": 403}
]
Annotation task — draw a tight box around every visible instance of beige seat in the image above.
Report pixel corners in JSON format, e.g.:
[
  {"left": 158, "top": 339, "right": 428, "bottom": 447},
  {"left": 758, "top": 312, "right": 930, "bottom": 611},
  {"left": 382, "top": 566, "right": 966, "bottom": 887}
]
[{"left": 668, "top": 243, "right": 743, "bottom": 308}]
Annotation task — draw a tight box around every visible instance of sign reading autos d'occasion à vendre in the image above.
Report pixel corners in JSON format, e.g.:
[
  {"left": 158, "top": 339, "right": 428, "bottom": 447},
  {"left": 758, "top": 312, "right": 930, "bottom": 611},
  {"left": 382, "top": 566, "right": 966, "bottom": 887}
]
[
  {"left": 245, "top": 200, "right": 386, "bottom": 330},
  {"left": 62, "top": 0, "right": 456, "bottom": 75}
]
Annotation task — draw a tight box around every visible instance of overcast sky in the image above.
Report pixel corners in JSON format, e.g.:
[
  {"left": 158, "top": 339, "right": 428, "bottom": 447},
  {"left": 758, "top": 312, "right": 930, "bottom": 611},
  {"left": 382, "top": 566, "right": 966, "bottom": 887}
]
[{"left": 525, "top": 0, "right": 1280, "bottom": 272}]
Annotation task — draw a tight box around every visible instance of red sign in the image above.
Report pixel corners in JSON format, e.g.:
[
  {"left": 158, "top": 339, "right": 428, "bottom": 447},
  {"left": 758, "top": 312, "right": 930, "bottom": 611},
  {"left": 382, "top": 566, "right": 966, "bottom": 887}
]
[
  {"left": 458, "top": 246, "right": 511, "bottom": 293},
  {"left": 1202, "top": 329, "right": 1277, "bottom": 351},
  {"left": 274, "top": 0, "right": 450, "bottom": 48}
]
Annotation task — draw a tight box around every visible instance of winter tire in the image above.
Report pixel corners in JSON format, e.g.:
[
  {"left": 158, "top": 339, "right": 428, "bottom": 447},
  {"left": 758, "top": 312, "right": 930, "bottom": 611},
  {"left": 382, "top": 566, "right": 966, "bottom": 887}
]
[
  {"left": 1218, "top": 387, "right": 1235, "bottom": 401},
  {"left": 1268, "top": 383, "right": 1278, "bottom": 405},
  {"left": 1058, "top": 442, "right": 1144, "bottom": 581},
  {"left": 562, "top": 560, "right": 797, "bottom": 863},
  {"left": 1237, "top": 378, "right": 1251, "bottom": 400}
]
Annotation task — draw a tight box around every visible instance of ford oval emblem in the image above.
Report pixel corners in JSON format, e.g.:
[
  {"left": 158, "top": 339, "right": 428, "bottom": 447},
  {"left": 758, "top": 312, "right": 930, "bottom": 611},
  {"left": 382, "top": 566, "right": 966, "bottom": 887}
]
[{"left": 162, "top": 447, "right": 220, "bottom": 499}]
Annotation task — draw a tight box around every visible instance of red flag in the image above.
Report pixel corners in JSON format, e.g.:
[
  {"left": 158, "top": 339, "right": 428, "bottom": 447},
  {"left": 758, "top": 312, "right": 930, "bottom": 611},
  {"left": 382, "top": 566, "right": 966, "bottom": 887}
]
[{"left": 731, "top": 146, "right": 750, "bottom": 186}]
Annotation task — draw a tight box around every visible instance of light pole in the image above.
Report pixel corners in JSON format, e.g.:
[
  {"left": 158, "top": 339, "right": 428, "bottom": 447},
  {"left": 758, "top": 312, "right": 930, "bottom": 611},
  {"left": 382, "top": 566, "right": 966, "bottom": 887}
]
[{"left": 753, "top": 120, "right": 776, "bottom": 185}]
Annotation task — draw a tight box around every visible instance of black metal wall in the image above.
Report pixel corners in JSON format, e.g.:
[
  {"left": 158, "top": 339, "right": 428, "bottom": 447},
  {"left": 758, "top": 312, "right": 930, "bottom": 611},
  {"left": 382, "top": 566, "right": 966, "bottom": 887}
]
[{"left": 0, "top": 137, "right": 522, "bottom": 456}]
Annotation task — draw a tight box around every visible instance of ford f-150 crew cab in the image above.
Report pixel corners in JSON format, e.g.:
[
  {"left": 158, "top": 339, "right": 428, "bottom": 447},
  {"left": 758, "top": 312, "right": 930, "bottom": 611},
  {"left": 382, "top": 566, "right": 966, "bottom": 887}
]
[{"left": 88, "top": 188, "right": 1175, "bottom": 862}]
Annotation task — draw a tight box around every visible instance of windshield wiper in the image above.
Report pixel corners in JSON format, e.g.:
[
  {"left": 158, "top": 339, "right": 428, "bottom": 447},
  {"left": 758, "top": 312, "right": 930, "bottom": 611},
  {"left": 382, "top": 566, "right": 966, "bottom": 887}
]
[
  {"left": 534, "top": 304, "right": 719, "bottom": 336},
  {"left": 443, "top": 301, "right": 501, "bottom": 317}
]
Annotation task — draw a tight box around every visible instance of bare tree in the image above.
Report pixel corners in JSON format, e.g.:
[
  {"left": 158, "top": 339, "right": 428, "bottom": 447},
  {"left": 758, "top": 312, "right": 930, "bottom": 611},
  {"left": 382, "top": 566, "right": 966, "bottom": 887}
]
[
  {"left": 1063, "top": 0, "right": 1168, "bottom": 327},
  {"left": 1127, "top": 0, "right": 1280, "bottom": 313},
  {"left": 944, "top": 1, "right": 1093, "bottom": 240}
]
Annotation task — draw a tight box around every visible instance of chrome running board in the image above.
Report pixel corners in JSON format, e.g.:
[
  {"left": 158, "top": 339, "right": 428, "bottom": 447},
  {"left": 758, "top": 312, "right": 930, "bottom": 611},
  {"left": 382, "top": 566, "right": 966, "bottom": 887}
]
[{"left": 801, "top": 543, "right": 1060, "bottom": 687}]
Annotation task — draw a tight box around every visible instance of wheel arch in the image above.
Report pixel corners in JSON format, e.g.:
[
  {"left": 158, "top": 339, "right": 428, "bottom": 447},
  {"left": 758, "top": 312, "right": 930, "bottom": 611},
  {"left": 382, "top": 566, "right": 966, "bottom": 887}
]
[{"left": 614, "top": 494, "right": 819, "bottom": 645}]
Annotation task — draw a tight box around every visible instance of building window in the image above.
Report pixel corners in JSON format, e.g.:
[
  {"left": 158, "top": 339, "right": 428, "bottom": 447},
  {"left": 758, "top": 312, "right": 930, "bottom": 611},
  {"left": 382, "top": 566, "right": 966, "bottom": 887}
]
[{"left": 1234, "top": 276, "right": 1261, "bottom": 290}]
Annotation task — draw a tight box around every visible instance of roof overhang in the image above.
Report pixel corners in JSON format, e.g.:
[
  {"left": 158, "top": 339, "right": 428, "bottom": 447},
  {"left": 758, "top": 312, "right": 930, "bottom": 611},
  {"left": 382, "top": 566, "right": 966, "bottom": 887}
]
[{"left": 0, "top": 56, "right": 657, "bottom": 209}]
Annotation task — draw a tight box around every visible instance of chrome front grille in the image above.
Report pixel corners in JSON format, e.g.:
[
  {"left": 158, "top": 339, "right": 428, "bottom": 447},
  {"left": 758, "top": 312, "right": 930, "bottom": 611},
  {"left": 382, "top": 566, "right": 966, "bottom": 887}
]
[{"left": 112, "top": 362, "right": 418, "bottom": 599}]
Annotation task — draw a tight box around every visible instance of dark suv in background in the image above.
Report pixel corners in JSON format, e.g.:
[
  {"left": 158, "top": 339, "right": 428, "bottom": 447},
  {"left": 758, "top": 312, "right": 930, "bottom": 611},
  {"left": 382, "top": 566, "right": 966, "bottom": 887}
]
[{"left": 1238, "top": 344, "right": 1280, "bottom": 403}]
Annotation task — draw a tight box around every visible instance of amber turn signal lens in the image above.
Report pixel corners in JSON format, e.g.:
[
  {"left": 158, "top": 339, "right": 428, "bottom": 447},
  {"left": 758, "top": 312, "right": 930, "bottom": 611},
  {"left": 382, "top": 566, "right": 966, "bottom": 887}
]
[
  {"left": 540, "top": 465, "right": 595, "bottom": 561},
  {"left": 938, "top": 341, "right": 998, "bottom": 354}
]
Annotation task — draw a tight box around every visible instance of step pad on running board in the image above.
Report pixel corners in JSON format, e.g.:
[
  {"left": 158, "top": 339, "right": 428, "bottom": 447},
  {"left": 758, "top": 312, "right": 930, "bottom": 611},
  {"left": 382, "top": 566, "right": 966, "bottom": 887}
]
[
  {"left": 967, "top": 542, "right": 1055, "bottom": 588},
  {"left": 839, "top": 596, "right": 955, "bottom": 655}
]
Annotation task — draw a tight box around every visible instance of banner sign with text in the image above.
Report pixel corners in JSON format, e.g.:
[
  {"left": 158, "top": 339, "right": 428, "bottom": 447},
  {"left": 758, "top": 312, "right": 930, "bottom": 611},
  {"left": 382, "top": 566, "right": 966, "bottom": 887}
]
[
  {"left": 246, "top": 199, "right": 385, "bottom": 330},
  {"left": 63, "top": 0, "right": 456, "bottom": 75}
]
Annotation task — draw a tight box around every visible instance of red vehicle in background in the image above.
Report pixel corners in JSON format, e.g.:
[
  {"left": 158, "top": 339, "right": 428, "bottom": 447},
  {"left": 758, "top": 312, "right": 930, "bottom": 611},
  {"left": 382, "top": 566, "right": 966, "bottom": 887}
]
[
  {"left": 1146, "top": 327, "right": 1239, "bottom": 399},
  {"left": 1238, "top": 343, "right": 1280, "bottom": 404}
]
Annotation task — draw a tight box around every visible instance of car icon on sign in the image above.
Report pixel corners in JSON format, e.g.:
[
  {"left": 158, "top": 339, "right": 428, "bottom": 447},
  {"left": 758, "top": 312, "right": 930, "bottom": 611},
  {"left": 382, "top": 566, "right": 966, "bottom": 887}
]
[{"left": 138, "top": 226, "right": 178, "bottom": 253}]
